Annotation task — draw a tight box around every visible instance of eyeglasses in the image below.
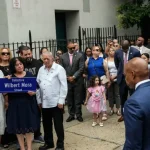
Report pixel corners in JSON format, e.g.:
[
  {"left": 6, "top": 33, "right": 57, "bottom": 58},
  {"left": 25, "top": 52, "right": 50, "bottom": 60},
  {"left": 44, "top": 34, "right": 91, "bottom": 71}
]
[
  {"left": 86, "top": 51, "right": 91, "bottom": 53},
  {"left": 1, "top": 52, "right": 10, "bottom": 56},
  {"left": 68, "top": 47, "right": 75, "bottom": 50}
]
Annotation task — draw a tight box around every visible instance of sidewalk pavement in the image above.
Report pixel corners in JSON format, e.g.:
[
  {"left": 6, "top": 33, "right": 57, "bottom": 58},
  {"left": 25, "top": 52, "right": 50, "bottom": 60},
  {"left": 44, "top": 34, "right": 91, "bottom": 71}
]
[{"left": 3, "top": 105, "right": 125, "bottom": 150}]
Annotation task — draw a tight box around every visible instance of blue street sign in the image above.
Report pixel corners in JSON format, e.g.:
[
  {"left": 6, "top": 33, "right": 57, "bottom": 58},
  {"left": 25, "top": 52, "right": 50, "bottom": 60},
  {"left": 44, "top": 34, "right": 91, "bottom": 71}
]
[{"left": 0, "top": 77, "right": 37, "bottom": 93}]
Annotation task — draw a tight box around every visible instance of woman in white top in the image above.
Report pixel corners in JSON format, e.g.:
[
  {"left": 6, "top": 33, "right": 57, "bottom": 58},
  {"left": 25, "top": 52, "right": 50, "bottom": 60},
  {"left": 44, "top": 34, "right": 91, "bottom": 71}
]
[
  {"left": 0, "top": 70, "right": 6, "bottom": 144},
  {"left": 105, "top": 47, "right": 121, "bottom": 116}
]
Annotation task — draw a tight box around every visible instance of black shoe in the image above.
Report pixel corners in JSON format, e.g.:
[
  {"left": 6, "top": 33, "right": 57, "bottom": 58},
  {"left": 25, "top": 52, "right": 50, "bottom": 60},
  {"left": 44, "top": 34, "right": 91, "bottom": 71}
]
[
  {"left": 77, "top": 116, "right": 83, "bottom": 122},
  {"left": 66, "top": 116, "right": 75, "bottom": 122},
  {"left": 55, "top": 147, "right": 64, "bottom": 150},
  {"left": 39, "top": 144, "right": 54, "bottom": 150}
]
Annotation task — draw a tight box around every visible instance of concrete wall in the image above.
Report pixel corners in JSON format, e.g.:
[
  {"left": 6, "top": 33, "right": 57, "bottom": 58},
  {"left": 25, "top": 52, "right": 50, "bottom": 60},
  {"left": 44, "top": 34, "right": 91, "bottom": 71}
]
[
  {"left": 0, "top": 0, "right": 9, "bottom": 43},
  {"left": 2, "top": 0, "right": 140, "bottom": 43}
]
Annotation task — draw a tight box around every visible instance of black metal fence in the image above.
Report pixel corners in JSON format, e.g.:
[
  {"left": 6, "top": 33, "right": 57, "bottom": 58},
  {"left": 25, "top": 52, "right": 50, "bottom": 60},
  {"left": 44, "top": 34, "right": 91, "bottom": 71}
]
[
  {"left": 0, "top": 26, "right": 139, "bottom": 59},
  {"left": 0, "top": 35, "right": 139, "bottom": 59},
  {"left": 78, "top": 26, "right": 140, "bottom": 50}
]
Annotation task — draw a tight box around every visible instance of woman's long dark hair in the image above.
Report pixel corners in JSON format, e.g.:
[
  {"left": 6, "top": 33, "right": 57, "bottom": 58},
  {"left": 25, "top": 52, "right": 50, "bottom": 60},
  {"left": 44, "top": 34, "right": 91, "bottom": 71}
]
[
  {"left": 9, "top": 57, "right": 25, "bottom": 74},
  {"left": 84, "top": 47, "right": 92, "bottom": 60},
  {"left": 88, "top": 75, "right": 101, "bottom": 88}
]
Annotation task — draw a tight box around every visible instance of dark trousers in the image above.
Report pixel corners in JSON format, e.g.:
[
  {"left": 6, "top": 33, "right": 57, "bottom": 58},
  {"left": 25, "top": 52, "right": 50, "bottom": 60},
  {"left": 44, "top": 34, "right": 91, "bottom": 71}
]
[
  {"left": 42, "top": 107, "right": 64, "bottom": 148},
  {"left": 108, "top": 82, "right": 120, "bottom": 109},
  {"left": 119, "top": 79, "right": 134, "bottom": 115},
  {"left": 34, "top": 106, "right": 41, "bottom": 138},
  {"left": 67, "top": 83, "right": 82, "bottom": 117}
]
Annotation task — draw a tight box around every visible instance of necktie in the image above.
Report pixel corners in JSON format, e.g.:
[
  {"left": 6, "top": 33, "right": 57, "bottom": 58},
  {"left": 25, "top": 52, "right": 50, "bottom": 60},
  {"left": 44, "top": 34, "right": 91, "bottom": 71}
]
[
  {"left": 124, "top": 53, "right": 128, "bottom": 65},
  {"left": 69, "top": 54, "right": 73, "bottom": 65}
]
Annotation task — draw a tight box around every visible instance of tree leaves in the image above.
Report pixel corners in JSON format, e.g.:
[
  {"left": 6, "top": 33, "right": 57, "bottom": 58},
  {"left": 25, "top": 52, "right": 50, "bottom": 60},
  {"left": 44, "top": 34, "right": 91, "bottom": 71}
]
[{"left": 116, "top": 0, "right": 150, "bottom": 29}]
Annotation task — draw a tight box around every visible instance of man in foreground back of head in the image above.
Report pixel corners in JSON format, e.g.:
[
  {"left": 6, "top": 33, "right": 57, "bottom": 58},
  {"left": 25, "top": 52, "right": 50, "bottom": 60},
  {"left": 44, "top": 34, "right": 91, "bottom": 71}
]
[{"left": 123, "top": 58, "right": 150, "bottom": 149}]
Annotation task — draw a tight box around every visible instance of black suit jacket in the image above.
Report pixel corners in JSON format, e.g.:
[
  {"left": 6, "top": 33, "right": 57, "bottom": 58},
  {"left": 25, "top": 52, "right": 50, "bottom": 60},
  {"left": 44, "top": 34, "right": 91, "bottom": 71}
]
[
  {"left": 60, "top": 52, "right": 84, "bottom": 84},
  {"left": 114, "top": 47, "right": 141, "bottom": 85}
]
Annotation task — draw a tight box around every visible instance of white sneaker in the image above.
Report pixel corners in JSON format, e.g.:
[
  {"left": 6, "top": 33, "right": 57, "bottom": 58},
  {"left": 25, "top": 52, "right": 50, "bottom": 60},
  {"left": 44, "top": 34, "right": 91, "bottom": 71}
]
[
  {"left": 92, "top": 122, "right": 97, "bottom": 127},
  {"left": 99, "top": 122, "right": 104, "bottom": 127}
]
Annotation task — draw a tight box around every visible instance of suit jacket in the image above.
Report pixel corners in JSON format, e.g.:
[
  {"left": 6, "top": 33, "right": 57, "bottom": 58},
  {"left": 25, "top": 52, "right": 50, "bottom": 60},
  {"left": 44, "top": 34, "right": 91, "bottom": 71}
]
[
  {"left": 114, "top": 47, "right": 141, "bottom": 85},
  {"left": 132, "top": 45, "right": 150, "bottom": 56},
  {"left": 60, "top": 52, "right": 84, "bottom": 84},
  {"left": 123, "top": 81, "right": 150, "bottom": 150}
]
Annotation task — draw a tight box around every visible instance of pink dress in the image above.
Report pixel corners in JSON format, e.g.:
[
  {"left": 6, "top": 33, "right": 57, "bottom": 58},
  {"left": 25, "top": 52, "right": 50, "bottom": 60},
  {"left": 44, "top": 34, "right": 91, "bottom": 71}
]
[{"left": 86, "top": 86, "right": 105, "bottom": 113}]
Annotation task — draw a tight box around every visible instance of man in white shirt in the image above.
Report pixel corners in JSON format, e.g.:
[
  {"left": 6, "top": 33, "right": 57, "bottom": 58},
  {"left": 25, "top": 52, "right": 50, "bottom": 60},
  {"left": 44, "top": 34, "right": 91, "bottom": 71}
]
[
  {"left": 37, "top": 52, "right": 67, "bottom": 150},
  {"left": 132, "top": 36, "right": 150, "bottom": 56}
]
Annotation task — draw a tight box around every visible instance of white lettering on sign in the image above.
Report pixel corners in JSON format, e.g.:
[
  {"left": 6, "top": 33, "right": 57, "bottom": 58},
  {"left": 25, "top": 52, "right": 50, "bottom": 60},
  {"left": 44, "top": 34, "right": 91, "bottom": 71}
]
[
  {"left": 13, "top": 0, "right": 21, "bottom": 9},
  {"left": 14, "top": 89, "right": 22, "bottom": 92},
  {"left": 21, "top": 83, "right": 32, "bottom": 87},
  {"left": 4, "top": 83, "right": 20, "bottom": 88},
  {"left": 4, "top": 83, "right": 32, "bottom": 88},
  {"left": 12, "top": 79, "right": 24, "bottom": 82}
]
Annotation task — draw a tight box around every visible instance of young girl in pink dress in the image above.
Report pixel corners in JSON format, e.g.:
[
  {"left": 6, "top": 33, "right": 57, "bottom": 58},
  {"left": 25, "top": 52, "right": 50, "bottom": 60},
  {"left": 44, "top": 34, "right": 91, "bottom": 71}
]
[{"left": 84, "top": 76, "right": 106, "bottom": 127}]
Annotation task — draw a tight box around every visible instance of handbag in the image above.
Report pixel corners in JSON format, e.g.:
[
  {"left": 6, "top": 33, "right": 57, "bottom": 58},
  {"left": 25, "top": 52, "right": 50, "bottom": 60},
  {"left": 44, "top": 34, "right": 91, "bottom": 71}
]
[{"left": 91, "top": 60, "right": 109, "bottom": 84}]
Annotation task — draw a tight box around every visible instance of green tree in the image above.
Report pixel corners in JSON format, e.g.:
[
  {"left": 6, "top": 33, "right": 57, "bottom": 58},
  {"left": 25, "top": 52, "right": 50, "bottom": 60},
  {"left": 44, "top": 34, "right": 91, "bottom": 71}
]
[{"left": 117, "top": 0, "right": 150, "bottom": 28}]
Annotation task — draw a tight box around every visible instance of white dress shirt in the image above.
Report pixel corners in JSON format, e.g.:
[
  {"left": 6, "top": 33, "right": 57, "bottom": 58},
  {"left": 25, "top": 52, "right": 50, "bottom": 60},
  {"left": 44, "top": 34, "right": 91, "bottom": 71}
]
[
  {"left": 135, "top": 79, "right": 150, "bottom": 90},
  {"left": 139, "top": 46, "right": 144, "bottom": 54},
  {"left": 36, "top": 62, "right": 68, "bottom": 108}
]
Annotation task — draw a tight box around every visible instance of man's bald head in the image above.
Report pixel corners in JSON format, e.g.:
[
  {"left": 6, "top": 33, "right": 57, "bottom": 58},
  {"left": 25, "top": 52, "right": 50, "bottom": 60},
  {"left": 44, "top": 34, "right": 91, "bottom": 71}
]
[
  {"left": 125, "top": 58, "right": 149, "bottom": 89},
  {"left": 121, "top": 40, "right": 130, "bottom": 53}
]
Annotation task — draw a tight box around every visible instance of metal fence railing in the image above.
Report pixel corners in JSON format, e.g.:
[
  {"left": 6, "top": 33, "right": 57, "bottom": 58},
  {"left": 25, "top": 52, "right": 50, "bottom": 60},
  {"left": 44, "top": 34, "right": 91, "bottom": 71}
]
[{"left": 0, "top": 35, "right": 139, "bottom": 59}]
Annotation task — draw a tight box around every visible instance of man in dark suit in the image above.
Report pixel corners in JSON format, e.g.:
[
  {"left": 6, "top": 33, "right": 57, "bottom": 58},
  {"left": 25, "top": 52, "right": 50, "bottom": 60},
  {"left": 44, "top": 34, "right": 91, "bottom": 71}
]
[
  {"left": 60, "top": 42, "right": 84, "bottom": 122},
  {"left": 123, "top": 58, "right": 150, "bottom": 149},
  {"left": 114, "top": 40, "right": 141, "bottom": 122}
]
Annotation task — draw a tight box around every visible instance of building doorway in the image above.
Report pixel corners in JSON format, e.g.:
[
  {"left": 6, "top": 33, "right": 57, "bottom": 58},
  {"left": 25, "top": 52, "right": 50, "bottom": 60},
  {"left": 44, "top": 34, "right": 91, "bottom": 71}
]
[{"left": 55, "top": 10, "right": 79, "bottom": 52}]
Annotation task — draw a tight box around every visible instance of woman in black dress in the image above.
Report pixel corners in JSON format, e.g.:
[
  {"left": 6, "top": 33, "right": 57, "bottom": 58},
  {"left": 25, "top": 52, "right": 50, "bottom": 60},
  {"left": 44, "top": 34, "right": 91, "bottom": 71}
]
[{"left": 6, "top": 57, "right": 40, "bottom": 150}]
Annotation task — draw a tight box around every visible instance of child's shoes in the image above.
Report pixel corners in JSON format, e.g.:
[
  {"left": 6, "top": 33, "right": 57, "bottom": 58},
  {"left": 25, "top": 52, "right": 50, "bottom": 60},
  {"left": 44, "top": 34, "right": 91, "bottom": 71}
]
[
  {"left": 99, "top": 122, "right": 104, "bottom": 127},
  {"left": 92, "top": 122, "right": 97, "bottom": 127}
]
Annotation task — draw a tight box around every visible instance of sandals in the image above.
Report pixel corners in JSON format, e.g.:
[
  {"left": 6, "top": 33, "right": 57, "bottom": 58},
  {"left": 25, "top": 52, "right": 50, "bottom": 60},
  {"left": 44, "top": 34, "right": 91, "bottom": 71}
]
[{"left": 102, "top": 114, "right": 107, "bottom": 121}]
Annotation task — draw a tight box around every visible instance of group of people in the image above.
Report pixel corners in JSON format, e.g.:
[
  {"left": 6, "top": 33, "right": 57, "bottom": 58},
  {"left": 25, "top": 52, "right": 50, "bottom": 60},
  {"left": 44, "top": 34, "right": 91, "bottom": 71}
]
[{"left": 0, "top": 36, "right": 150, "bottom": 150}]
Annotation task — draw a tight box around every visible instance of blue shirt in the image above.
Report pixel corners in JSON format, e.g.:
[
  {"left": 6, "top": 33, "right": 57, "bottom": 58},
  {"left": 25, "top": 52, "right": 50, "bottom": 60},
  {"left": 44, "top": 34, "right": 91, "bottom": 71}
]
[{"left": 87, "top": 57, "right": 105, "bottom": 80}]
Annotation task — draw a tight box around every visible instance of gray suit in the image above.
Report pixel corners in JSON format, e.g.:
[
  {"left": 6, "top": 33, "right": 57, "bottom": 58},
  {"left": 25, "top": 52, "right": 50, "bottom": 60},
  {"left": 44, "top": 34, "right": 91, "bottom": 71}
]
[
  {"left": 60, "top": 52, "right": 84, "bottom": 117},
  {"left": 132, "top": 45, "right": 150, "bottom": 56}
]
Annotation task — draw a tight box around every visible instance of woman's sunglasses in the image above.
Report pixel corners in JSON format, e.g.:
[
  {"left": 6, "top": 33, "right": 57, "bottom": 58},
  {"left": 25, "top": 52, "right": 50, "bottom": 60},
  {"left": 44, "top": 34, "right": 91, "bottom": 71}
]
[{"left": 1, "top": 52, "right": 10, "bottom": 56}]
